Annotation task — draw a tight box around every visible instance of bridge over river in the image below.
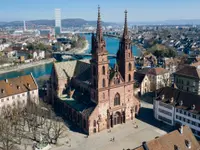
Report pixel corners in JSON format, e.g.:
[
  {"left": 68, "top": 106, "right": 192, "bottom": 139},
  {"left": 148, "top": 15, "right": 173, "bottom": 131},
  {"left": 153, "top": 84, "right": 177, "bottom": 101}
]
[{"left": 52, "top": 51, "right": 117, "bottom": 60}]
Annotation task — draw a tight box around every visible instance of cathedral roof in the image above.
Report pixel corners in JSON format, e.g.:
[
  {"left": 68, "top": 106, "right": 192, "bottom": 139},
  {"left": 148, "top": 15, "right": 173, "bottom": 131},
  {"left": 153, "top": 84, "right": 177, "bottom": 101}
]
[
  {"left": 54, "top": 59, "right": 90, "bottom": 80},
  {"left": 59, "top": 89, "right": 96, "bottom": 116}
]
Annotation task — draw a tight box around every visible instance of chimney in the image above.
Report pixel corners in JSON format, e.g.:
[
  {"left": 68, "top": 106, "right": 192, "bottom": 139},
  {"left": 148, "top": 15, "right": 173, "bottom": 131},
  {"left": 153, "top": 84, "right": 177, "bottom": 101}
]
[
  {"left": 142, "top": 141, "right": 149, "bottom": 150},
  {"left": 179, "top": 125, "right": 183, "bottom": 134}
]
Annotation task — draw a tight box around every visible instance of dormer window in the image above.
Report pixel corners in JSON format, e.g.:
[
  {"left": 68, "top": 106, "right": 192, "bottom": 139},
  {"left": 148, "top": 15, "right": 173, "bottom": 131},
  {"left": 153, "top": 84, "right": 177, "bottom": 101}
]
[
  {"left": 191, "top": 104, "right": 195, "bottom": 110},
  {"left": 27, "top": 83, "right": 30, "bottom": 87},
  {"left": 1, "top": 89, "right": 5, "bottom": 93},
  {"left": 179, "top": 100, "right": 183, "bottom": 106},
  {"left": 17, "top": 86, "right": 20, "bottom": 89}
]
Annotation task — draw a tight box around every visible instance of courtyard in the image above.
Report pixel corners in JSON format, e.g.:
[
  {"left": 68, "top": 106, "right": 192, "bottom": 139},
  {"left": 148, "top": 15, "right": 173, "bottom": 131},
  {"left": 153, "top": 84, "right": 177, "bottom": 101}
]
[{"left": 50, "top": 101, "right": 174, "bottom": 150}]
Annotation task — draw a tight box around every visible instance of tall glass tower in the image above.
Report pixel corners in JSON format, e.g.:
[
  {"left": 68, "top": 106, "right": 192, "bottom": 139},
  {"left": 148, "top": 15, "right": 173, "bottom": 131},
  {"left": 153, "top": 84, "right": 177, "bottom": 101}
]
[{"left": 55, "top": 8, "right": 61, "bottom": 35}]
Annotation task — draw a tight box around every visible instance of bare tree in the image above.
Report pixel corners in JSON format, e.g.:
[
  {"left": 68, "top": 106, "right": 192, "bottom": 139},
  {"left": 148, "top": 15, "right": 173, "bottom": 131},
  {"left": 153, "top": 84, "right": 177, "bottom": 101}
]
[{"left": 0, "top": 107, "right": 24, "bottom": 150}]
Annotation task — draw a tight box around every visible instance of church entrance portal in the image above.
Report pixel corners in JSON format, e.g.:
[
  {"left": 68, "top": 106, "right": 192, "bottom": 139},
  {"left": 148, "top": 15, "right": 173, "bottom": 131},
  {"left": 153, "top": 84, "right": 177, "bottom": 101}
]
[{"left": 113, "top": 112, "right": 121, "bottom": 125}]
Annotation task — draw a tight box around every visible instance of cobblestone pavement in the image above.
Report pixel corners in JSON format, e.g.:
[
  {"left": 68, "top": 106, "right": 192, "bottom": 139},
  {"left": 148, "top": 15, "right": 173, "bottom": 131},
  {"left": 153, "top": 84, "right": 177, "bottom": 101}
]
[{"left": 50, "top": 101, "right": 174, "bottom": 150}]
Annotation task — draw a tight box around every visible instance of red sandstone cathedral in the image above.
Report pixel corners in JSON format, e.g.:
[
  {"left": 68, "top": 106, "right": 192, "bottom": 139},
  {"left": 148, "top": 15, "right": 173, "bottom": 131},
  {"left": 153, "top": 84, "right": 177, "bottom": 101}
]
[{"left": 49, "top": 7, "right": 140, "bottom": 135}]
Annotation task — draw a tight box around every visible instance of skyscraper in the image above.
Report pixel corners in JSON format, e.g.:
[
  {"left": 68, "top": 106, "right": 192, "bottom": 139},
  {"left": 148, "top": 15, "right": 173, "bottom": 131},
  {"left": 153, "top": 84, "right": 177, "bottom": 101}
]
[{"left": 55, "top": 8, "right": 61, "bottom": 35}]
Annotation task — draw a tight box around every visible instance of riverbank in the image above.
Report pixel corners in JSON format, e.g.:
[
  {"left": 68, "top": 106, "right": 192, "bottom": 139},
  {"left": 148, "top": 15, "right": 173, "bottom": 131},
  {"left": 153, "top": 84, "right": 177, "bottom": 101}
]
[
  {"left": 0, "top": 58, "right": 55, "bottom": 74},
  {"left": 69, "top": 40, "right": 89, "bottom": 54}
]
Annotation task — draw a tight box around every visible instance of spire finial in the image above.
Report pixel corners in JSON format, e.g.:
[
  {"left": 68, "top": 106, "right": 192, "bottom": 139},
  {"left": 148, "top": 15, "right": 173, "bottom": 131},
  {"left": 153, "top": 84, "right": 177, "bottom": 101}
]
[
  {"left": 123, "top": 10, "right": 128, "bottom": 38},
  {"left": 96, "top": 5, "right": 102, "bottom": 42}
]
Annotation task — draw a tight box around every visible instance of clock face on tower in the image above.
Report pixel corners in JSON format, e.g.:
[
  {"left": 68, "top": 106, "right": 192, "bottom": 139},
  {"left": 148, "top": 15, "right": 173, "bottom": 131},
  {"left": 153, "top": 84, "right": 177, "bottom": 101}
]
[{"left": 125, "top": 35, "right": 128, "bottom": 39}]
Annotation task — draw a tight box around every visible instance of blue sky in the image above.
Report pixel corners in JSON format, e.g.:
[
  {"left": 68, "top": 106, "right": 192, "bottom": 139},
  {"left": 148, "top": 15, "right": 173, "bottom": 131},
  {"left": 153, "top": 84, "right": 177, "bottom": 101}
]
[{"left": 0, "top": 0, "right": 200, "bottom": 22}]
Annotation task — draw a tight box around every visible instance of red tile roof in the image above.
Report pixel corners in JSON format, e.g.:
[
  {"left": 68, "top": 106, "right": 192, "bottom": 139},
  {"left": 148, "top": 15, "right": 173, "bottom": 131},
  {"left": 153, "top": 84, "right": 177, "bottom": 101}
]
[
  {"left": 134, "top": 126, "right": 200, "bottom": 150},
  {"left": 0, "top": 74, "right": 38, "bottom": 99}
]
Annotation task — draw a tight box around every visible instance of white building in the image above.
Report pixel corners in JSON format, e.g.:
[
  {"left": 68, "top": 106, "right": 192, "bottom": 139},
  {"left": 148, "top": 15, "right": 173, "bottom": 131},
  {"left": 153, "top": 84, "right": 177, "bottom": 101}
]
[
  {"left": 0, "top": 74, "right": 39, "bottom": 113},
  {"left": 33, "top": 51, "right": 45, "bottom": 60},
  {"left": 154, "top": 87, "right": 200, "bottom": 138},
  {"left": 135, "top": 68, "right": 170, "bottom": 95},
  {"left": 0, "top": 43, "right": 10, "bottom": 51}
]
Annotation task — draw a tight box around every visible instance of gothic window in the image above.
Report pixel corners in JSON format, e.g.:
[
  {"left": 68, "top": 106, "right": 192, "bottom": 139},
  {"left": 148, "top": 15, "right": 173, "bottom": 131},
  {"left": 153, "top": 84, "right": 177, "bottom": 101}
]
[
  {"left": 128, "top": 63, "right": 132, "bottom": 71},
  {"left": 102, "top": 66, "right": 105, "bottom": 75},
  {"left": 93, "top": 66, "right": 96, "bottom": 76},
  {"left": 93, "top": 120, "right": 96, "bottom": 127},
  {"left": 93, "top": 79, "right": 96, "bottom": 87},
  {"left": 114, "top": 93, "right": 120, "bottom": 106},
  {"left": 83, "top": 119, "right": 86, "bottom": 128},
  {"left": 102, "top": 79, "right": 105, "bottom": 87},
  {"left": 128, "top": 74, "right": 131, "bottom": 82}
]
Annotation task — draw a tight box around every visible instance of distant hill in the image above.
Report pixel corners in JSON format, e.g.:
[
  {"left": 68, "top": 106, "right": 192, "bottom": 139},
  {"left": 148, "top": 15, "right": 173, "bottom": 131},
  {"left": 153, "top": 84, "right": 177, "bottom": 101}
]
[
  {"left": 0, "top": 18, "right": 118, "bottom": 27},
  {"left": 130, "top": 19, "right": 200, "bottom": 25}
]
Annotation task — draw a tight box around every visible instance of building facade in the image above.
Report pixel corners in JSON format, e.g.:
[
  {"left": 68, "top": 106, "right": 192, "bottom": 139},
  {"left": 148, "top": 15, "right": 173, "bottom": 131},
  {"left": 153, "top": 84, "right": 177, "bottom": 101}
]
[
  {"left": 55, "top": 8, "right": 61, "bottom": 35},
  {"left": 48, "top": 8, "right": 140, "bottom": 135},
  {"left": 154, "top": 87, "right": 200, "bottom": 138},
  {"left": 174, "top": 65, "right": 200, "bottom": 95},
  {"left": 0, "top": 74, "right": 39, "bottom": 113},
  {"left": 135, "top": 68, "right": 170, "bottom": 95}
]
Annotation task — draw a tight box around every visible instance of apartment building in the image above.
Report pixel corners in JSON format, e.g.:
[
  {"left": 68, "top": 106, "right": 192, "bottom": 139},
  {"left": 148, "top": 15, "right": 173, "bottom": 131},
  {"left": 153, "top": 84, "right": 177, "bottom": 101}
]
[
  {"left": 134, "top": 125, "right": 200, "bottom": 150},
  {"left": 0, "top": 74, "right": 39, "bottom": 112},
  {"left": 154, "top": 87, "right": 200, "bottom": 138},
  {"left": 135, "top": 67, "right": 170, "bottom": 95},
  {"left": 174, "top": 65, "right": 200, "bottom": 95}
]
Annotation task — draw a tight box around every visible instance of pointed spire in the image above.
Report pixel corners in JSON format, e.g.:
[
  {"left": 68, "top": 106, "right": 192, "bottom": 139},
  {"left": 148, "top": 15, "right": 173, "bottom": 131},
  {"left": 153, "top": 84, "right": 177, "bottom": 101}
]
[
  {"left": 123, "top": 10, "right": 128, "bottom": 38},
  {"left": 96, "top": 5, "right": 102, "bottom": 42}
]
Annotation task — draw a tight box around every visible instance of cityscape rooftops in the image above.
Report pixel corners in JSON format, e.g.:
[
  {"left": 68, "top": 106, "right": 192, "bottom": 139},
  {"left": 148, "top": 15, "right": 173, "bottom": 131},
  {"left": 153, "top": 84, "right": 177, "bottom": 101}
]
[
  {"left": 175, "top": 65, "right": 200, "bottom": 79},
  {"left": 134, "top": 126, "right": 200, "bottom": 150},
  {"left": 156, "top": 87, "right": 200, "bottom": 114}
]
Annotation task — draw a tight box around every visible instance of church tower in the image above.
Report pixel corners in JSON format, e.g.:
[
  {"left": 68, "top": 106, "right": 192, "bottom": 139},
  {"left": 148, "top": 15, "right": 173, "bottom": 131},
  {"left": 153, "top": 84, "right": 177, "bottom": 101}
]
[
  {"left": 90, "top": 6, "right": 109, "bottom": 103},
  {"left": 117, "top": 10, "right": 135, "bottom": 83}
]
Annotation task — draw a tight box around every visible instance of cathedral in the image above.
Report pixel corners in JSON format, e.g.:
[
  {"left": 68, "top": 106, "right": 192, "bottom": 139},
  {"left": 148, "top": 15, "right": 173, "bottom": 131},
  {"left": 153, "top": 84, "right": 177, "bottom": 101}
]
[{"left": 49, "top": 7, "right": 140, "bottom": 135}]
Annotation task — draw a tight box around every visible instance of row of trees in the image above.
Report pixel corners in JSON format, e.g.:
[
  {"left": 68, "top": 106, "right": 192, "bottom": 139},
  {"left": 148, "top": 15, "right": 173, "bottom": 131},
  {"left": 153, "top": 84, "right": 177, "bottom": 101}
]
[
  {"left": 26, "top": 43, "right": 51, "bottom": 51},
  {"left": 0, "top": 100, "right": 67, "bottom": 150},
  {"left": 147, "top": 44, "right": 177, "bottom": 58},
  {"left": 71, "top": 35, "right": 86, "bottom": 49}
]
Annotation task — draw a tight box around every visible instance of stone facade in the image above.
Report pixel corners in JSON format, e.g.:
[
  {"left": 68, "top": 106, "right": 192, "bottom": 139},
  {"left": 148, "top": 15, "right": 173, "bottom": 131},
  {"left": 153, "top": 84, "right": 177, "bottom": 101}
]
[{"left": 48, "top": 7, "right": 140, "bottom": 135}]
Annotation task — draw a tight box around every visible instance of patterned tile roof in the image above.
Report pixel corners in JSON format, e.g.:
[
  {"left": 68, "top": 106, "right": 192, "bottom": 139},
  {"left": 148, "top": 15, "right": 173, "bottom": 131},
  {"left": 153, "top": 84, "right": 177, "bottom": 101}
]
[{"left": 54, "top": 59, "right": 90, "bottom": 79}]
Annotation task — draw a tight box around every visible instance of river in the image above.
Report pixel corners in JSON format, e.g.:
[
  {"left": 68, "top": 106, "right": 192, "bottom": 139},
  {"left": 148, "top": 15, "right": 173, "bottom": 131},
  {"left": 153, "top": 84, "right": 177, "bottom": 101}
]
[{"left": 0, "top": 34, "right": 142, "bottom": 81}]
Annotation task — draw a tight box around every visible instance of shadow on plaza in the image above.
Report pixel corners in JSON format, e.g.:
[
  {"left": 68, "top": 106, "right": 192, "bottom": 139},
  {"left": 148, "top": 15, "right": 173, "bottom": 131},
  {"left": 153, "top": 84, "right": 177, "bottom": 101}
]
[{"left": 137, "top": 107, "right": 175, "bottom": 133}]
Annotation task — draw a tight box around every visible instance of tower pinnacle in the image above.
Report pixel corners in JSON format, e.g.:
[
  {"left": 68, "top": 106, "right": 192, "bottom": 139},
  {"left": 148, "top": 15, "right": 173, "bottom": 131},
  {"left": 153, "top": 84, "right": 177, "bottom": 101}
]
[
  {"left": 123, "top": 10, "right": 128, "bottom": 38},
  {"left": 96, "top": 5, "right": 102, "bottom": 42}
]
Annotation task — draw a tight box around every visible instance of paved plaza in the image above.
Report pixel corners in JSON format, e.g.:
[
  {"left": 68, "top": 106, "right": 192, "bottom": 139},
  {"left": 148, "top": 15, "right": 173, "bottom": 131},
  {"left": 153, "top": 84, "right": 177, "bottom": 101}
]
[{"left": 51, "top": 101, "right": 174, "bottom": 150}]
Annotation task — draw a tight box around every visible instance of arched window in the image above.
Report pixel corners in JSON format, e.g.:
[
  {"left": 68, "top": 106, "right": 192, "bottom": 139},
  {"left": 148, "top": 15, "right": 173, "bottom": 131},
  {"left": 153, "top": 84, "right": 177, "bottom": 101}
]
[
  {"left": 128, "top": 74, "right": 131, "bottom": 82},
  {"left": 114, "top": 93, "right": 120, "bottom": 106},
  {"left": 93, "top": 120, "right": 96, "bottom": 127},
  {"left": 102, "top": 79, "right": 105, "bottom": 87},
  {"left": 128, "top": 63, "right": 132, "bottom": 71},
  {"left": 102, "top": 66, "right": 105, "bottom": 75}
]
